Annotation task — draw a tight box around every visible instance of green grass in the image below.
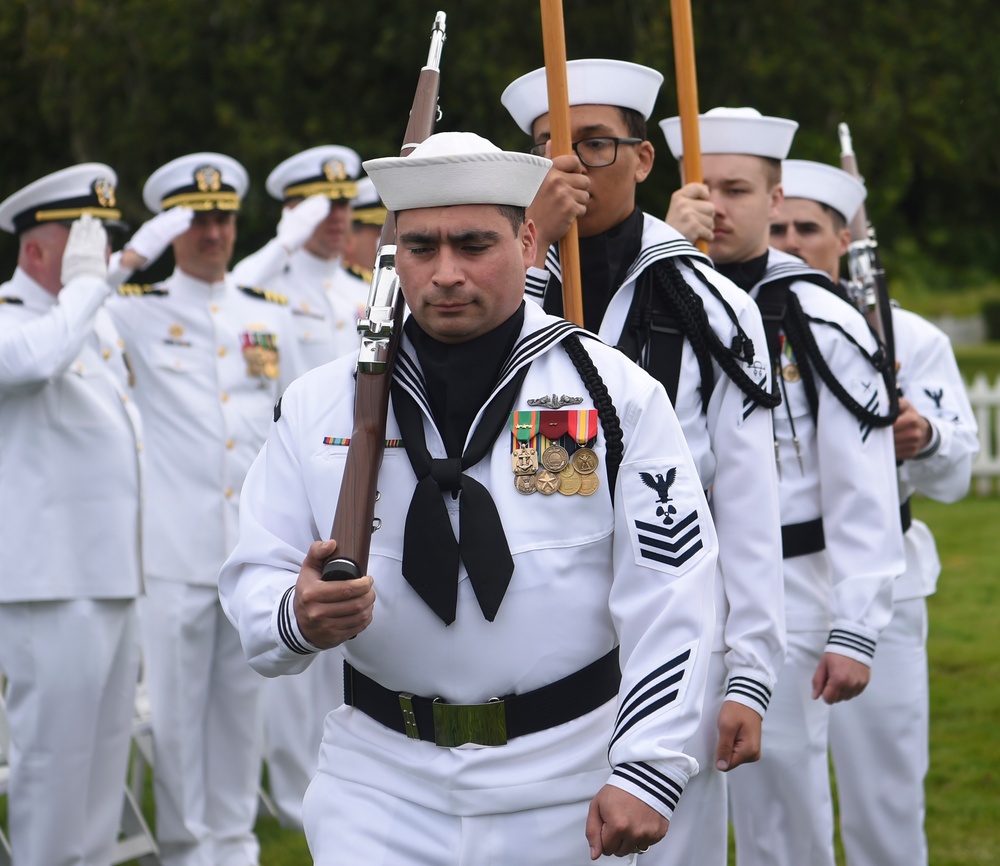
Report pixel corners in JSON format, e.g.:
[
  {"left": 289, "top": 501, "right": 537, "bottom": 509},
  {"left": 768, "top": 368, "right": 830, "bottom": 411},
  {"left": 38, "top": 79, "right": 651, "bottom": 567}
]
[
  {"left": 4, "top": 497, "right": 999, "bottom": 865},
  {"left": 955, "top": 343, "right": 1000, "bottom": 384}
]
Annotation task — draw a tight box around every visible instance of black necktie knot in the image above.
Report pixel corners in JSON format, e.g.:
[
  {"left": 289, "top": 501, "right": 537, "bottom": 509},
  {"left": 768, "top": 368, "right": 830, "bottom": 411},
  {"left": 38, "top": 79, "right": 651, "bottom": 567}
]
[{"left": 429, "top": 457, "right": 464, "bottom": 492}]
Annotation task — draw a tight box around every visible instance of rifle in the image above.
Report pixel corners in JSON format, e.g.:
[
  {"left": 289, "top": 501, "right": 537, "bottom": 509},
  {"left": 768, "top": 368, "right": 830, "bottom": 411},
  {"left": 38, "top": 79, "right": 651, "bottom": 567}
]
[
  {"left": 838, "top": 122, "right": 896, "bottom": 375},
  {"left": 322, "top": 11, "right": 446, "bottom": 582}
]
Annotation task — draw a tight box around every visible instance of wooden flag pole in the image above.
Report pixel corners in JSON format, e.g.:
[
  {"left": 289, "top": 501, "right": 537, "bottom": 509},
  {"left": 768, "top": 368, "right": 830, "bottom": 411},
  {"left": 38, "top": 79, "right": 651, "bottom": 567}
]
[
  {"left": 539, "top": 0, "right": 584, "bottom": 326},
  {"left": 670, "top": 0, "right": 708, "bottom": 254}
]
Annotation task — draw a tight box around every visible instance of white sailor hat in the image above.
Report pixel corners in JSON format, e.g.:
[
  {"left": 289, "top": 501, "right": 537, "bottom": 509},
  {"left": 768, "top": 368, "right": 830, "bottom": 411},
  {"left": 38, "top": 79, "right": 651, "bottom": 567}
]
[
  {"left": 0, "top": 163, "right": 121, "bottom": 234},
  {"left": 362, "top": 132, "right": 551, "bottom": 212},
  {"left": 142, "top": 152, "right": 248, "bottom": 214},
  {"left": 265, "top": 145, "right": 362, "bottom": 203},
  {"left": 659, "top": 107, "right": 798, "bottom": 160},
  {"left": 350, "top": 176, "right": 387, "bottom": 227},
  {"left": 501, "top": 59, "right": 664, "bottom": 135},
  {"left": 781, "top": 159, "right": 867, "bottom": 223}
]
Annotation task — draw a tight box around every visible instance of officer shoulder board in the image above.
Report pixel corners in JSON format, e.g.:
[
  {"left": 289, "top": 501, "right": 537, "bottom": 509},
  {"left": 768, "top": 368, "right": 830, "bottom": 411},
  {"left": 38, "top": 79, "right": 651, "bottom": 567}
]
[
  {"left": 345, "top": 263, "right": 372, "bottom": 284},
  {"left": 117, "top": 283, "right": 168, "bottom": 297},
  {"left": 0, "top": 296, "right": 24, "bottom": 305},
  {"left": 754, "top": 263, "right": 896, "bottom": 427},
  {"left": 239, "top": 285, "right": 288, "bottom": 306}
]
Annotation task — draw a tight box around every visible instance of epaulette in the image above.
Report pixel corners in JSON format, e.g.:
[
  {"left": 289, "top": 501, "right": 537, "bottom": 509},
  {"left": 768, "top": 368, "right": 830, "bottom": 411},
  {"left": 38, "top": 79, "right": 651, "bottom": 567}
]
[
  {"left": 346, "top": 263, "right": 373, "bottom": 284},
  {"left": 239, "top": 285, "right": 288, "bottom": 306},
  {"left": 117, "top": 283, "right": 169, "bottom": 297},
  {"left": 0, "top": 296, "right": 24, "bottom": 305}
]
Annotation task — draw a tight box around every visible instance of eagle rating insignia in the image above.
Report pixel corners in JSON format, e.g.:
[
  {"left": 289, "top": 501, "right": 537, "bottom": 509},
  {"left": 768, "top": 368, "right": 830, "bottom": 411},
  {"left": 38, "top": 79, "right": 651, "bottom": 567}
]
[{"left": 629, "top": 465, "right": 705, "bottom": 573}]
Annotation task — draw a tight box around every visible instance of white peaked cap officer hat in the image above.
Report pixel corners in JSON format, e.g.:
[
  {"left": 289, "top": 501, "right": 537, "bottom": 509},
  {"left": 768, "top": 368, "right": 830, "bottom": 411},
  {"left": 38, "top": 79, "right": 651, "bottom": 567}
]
[
  {"left": 501, "top": 59, "right": 664, "bottom": 135},
  {"left": 659, "top": 107, "right": 798, "bottom": 160},
  {"left": 142, "top": 152, "right": 248, "bottom": 214},
  {"left": 265, "top": 145, "right": 362, "bottom": 202},
  {"left": 362, "top": 132, "right": 552, "bottom": 212},
  {"left": 781, "top": 159, "right": 867, "bottom": 223},
  {"left": 351, "top": 176, "right": 388, "bottom": 226},
  {"left": 0, "top": 163, "right": 121, "bottom": 234}
]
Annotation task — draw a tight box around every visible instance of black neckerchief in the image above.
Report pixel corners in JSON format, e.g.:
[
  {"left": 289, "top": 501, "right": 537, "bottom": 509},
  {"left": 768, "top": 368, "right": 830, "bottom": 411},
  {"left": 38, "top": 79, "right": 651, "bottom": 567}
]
[
  {"left": 404, "top": 304, "right": 525, "bottom": 457},
  {"left": 716, "top": 249, "right": 770, "bottom": 293},
  {"left": 544, "top": 207, "right": 644, "bottom": 330},
  {"left": 392, "top": 304, "right": 528, "bottom": 625}
]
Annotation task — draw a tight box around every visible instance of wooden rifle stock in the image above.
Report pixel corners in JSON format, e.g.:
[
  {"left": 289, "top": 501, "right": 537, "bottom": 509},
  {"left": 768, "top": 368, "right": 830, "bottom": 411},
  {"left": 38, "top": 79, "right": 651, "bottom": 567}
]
[{"left": 322, "top": 11, "right": 446, "bottom": 581}]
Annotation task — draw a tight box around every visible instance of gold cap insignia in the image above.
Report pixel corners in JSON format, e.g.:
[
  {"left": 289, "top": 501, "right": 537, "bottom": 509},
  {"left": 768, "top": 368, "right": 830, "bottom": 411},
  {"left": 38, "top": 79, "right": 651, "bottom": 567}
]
[
  {"left": 195, "top": 165, "right": 222, "bottom": 192},
  {"left": 93, "top": 177, "right": 116, "bottom": 208},
  {"left": 169, "top": 323, "right": 185, "bottom": 338},
  {"left": 322, "top": 159, "right": 347, "bottom": 182}
]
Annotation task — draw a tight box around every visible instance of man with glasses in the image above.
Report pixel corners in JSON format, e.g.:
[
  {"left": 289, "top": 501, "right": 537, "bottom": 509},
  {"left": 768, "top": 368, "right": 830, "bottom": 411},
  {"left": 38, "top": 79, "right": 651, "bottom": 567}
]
[{"left": 502, "top": 61, "right": 785, "bottom": 866}]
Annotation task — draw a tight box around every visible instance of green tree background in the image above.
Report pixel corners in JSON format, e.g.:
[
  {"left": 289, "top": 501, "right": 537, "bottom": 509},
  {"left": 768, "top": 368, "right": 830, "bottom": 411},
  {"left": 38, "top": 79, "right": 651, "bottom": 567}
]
[{"left": 2, "top": 0, "right": 997, "bottom": 293}]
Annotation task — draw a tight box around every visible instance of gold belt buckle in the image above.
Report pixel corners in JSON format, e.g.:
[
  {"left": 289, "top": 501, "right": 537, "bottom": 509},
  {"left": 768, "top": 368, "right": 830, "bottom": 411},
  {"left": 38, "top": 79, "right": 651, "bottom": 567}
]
[{"left": 432, "top": 698, "right": 508, "bottom": 747}]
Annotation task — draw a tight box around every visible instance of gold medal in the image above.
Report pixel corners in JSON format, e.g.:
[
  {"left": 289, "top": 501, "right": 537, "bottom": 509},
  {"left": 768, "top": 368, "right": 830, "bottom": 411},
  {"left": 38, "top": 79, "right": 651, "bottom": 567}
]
[
  {"left": 512, "top": 445, "right": 539, "bottom": 475},
  {"left": 541, "top": 444, "right": 569, "bottom": 472},
  {"left": 782, "top": 363, "right": 800, "bottom": 383},
  {"left": 578, "top": 473, "right": 600, "bottom": 496},
  {"left": 534, "top": 469, "right": 561, "bottom": 495},
  {"left": 514, "top": 474, "right": 537, "bottom": 495},
  {"left": 571, "top": 447, "right": 599, "bottom": 475},
  {"left": 557, "top": 468, "right": 582, "bottom": 495}
]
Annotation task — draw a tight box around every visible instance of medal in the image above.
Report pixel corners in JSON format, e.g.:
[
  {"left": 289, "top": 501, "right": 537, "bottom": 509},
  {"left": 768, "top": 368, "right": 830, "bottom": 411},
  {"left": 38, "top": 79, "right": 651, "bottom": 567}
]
[
  {"left": 578, "top": 473, "right": 600, "bottom": 496},
  {"left": 571, "top": 447, "right": 599, "bottom": 475},
  {"left": 782, "top": 363, "right": 800, "bottom": 383},
  {"left": 534, "top": 469, "right": 561, "bottom": 495},
  {"left": 511, "top": 444, "right": 539, "bottom": 475},
  {"left": 514, "top": 474, "right": 537, "bottom": 495},
  {"left": 541, "top": 444, "right": 569, "bottom": 472},
  {"left": 557, "top": 467, "right": 582, "bottom": 496}
]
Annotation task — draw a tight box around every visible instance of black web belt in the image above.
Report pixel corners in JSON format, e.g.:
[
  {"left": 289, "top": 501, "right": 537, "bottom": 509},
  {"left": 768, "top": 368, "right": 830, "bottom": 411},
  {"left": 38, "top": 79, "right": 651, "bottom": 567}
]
[
  {"left": 344, "top": 646, "right": 621, "bottom": 748},
  {"left": 782, "top": 497, "right": 913, "bottom": 560}
]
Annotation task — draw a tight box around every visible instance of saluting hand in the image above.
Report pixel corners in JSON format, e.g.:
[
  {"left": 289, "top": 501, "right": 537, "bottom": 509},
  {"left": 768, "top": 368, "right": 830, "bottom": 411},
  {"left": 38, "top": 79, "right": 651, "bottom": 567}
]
[
  {"left": 293, "top": 539, "right": 376, "bottom": 649},
  {"left": 526, "top": 147, "right": 590, "bottom": 267},
  {"left": 665, "top": 183, "right": 714, "bottom": 246},
  {"left": 715, "top": 700, "right": 763, "bottom": 771}
]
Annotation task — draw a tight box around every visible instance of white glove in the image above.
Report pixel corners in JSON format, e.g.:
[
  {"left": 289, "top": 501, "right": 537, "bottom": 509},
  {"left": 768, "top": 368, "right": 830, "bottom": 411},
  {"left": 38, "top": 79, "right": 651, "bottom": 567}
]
[
  {"left": 61, "top": 214, "right": 109, "bottom": 285},
  {"left": 125, "top": 206, "right": 194, "bottom": 263},
  {"left": 276, "top": 194, "right": 330, "bottom": 253}
]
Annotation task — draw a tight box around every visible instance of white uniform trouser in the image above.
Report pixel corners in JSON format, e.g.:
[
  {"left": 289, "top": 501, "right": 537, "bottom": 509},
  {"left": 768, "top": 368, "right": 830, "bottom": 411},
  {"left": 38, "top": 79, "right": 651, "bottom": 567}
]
[
  {"left": 303, "top": 773, "right": 641, "bottom": 866},
  {"left": 264, "top": 647, "right": 343, "bottom": 828},
  {"left": 643, "top": 650, "right": 728, "bottom": 866},
  {"left": 830, "top": 597, "right": 929, "bottom": 866},
  {"left": 140, "top": 578, "right": 263, "bottom": 866},
  {"left": 0, "top": 598, "right": 139, "bottom": 866},
  {"left": 729, "top": 630, "right": 834, "bottom": 866}
]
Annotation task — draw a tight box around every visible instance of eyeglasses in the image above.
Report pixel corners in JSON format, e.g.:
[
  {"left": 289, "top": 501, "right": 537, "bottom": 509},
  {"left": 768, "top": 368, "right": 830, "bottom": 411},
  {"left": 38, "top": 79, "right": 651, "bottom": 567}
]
[{"left": 529, "top": 136, "right": 643, "bottom": 167}]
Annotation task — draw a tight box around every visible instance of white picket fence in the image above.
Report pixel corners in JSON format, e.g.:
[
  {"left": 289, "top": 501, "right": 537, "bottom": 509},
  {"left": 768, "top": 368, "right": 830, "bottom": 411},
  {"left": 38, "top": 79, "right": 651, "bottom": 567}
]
[{"left": 968, "top": 373, "right": 1000, "bottom": 496}]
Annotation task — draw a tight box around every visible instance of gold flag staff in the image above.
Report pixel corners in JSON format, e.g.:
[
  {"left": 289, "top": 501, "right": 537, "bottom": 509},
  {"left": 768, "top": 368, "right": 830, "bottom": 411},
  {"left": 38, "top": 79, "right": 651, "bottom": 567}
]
[
  {"left": 670, "top": 0, "right": 708, "bottom": 254},
  {"left": 539, "top": 0, "right": 584, "bottom": 327}
]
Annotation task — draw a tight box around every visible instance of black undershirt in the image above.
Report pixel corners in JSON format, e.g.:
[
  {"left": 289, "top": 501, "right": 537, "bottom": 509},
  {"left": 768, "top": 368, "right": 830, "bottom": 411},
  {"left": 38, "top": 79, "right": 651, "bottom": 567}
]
[
  {"left": 715, "top": 249, "right": 769, "bottom": 293},
  {"left": 544, "top": 207, "right": 644, "bottom": 332},
  {"left": 404, "top": 303, "right": 525, "bottom": 457}
]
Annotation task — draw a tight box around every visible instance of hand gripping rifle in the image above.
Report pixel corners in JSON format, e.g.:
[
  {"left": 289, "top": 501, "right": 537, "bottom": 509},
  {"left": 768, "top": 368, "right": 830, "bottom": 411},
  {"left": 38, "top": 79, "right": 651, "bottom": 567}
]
[
  {"left": 322, "top": 11, "right": 446, "bottom": 582},
  {"left": 838, "top": 122, "right": 896, "bottom": 378}
]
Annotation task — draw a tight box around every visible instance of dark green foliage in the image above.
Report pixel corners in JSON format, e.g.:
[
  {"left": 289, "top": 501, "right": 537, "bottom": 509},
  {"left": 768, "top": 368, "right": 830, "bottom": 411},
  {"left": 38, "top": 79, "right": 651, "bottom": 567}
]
[{"left": 2, "top": 0, "right": 997, "bottom": 293}]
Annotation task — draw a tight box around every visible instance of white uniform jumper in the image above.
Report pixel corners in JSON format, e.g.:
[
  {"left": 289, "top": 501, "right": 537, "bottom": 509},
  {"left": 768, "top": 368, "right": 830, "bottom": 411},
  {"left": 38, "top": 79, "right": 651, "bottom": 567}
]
[
  {"left": 233, "top": 242, "right": 368, "bottom": 826},
  {"left": 0, "top": 269, "right": 143, "bottom": 866},
  {"left": 727, "top": 249, "right": 905, "bottom": 866},
  {"left": 829, "top": 305, "right": 978, "bottom": 866},
  {"left": 527, "top": 214, "right": 784, "bottom": 866},
  {"left": 220, "top": 303, "right": 719, "bottom": 865},
  {"left": 108, "top": 269, "right": 305, "bottom": 866}
]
